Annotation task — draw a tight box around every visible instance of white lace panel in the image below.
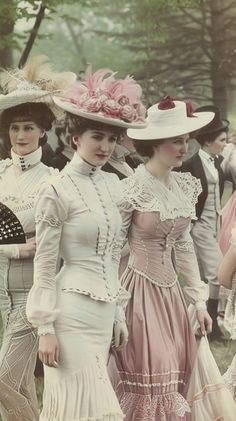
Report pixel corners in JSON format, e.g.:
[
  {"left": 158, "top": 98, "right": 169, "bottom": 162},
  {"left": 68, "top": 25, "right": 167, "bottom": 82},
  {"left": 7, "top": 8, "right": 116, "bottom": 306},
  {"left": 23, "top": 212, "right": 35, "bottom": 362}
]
[
  {"left": 230, "top": 224, "right": 236, "bottom": 254},
  {"left": 121, "top": 165, "right": 201, "bottom": 221}
]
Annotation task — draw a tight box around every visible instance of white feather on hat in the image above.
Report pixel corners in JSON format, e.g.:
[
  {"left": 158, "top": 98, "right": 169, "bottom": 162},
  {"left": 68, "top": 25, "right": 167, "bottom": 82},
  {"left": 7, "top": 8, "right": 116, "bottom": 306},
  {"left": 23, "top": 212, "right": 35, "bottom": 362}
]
[{"left": 0, "top": 55, "right": 76, "bottom": 119}]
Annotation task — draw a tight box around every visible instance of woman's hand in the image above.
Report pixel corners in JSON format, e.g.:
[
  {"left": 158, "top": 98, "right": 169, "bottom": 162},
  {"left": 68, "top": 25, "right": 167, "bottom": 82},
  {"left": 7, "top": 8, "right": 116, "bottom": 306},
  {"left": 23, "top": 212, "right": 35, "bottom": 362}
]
[
  {"left": 113, "top": 322, "right": 129, "bottom": 351},
  {"left": 38, "top": 334, "right": 59, "bottom": 368},
  {"left": 18, "top": 237, "right": 36, "bottom": 259},
  {"left": 196, "top": 310, "right": 212, "bottom": 336}
]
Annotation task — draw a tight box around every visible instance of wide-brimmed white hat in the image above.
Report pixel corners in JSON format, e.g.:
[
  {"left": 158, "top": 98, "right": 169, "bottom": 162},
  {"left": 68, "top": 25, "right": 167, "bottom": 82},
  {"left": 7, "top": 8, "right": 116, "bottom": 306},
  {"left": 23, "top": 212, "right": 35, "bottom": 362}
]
[
  {"left": 0, "top": 56, "right": 76, "bottom": 119},
  {"left": 127, "top": 98, "right": 214, "bottom": 140},
  {"left": 53, "top": 66, "right": 147, "bottom": 129}
]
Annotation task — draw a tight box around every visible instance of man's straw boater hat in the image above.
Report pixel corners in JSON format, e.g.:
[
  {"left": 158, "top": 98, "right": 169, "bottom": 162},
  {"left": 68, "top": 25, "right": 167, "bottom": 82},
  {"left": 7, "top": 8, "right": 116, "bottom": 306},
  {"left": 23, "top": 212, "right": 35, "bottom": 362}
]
[
  {"left": 0, "top": 55, "right": 76, "bottom": 118},
  {"left": 127, "top": 96, "right": 215, "bottom": 140},
  {"left": 53, "top": 65, "right": 147, "bottom": 129}
]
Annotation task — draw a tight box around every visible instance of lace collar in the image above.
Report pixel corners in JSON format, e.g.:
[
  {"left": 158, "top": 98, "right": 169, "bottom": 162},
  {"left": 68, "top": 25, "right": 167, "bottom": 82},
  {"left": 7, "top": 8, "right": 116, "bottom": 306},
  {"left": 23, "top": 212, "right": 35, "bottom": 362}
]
[
  {"left": 122, "top": 164, "right": 201, "bottom": 221},
  {"left": 11, "top": 147, "right": 42, "bottom": 171},
  {"left": 69, "top": 152, "right": 101, "bottom": 176}
]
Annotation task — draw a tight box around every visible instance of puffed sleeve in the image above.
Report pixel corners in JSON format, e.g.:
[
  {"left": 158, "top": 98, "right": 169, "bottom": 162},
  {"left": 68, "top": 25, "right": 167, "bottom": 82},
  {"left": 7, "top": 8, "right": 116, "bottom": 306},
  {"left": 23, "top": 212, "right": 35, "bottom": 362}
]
[
  {"left": 221, "top": 143, "right": 236, "bottom": 183},
  {"left": 0, "top": 244, "right": 19, "bottom": 259},
  {"left": 174, "top": 223, "right": 209, "bottom": 310},
  {"left": 111, "top": 177, "right": 134, "bottom": 323},
  {"left": 26, "top": 181, "right": 68, "bottom": 335}
]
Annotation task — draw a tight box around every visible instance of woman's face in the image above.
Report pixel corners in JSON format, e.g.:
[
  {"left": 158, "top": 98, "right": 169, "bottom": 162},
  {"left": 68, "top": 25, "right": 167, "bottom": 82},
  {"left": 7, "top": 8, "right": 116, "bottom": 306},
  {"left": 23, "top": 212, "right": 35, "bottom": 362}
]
[
  {"left": 9, "top": 120, "right": 44, "bottom": 156},
  {"left": 74, "top": 129, "right": 118, "bottom": 166},
  {"left": 153, "top": 134, "right": 190, "bottom": 168},
  {"left": 206, "top": 131, "right": 227, "bottom": 156}
]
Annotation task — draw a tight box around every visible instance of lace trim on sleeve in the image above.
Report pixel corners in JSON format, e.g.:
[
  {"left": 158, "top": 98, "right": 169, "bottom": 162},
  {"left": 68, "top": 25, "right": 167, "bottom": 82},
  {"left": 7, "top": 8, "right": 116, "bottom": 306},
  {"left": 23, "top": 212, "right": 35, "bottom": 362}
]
[
  {"left": 121, "top": 165, "right": 201, "bottom": 221},
  {"left": 174, "top": 240, "right": 195, "bottom": 253},
  {"left": 38, "top": 324, "right": 55, "bottom": 336},
  {"left": 224, "top": 273, "right": 236, "bottom": 339},
  {"left": 35, "top": 215, "right": 62, "bottom": 227},
  {"left": 230, "top": 224, "right": 236, "bottom": 253}
]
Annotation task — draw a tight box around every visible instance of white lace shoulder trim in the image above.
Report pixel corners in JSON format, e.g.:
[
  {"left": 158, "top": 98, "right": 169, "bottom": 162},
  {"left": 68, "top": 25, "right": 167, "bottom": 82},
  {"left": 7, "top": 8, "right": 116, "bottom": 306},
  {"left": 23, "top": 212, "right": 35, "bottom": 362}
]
[
  {"left": 230, "top": 224, "right": 236, "bottom": 253},
  {"left": 0, "top": 158, "right": 12, "bottom": 175},
  {"left": 121, "top": 165, "right": 201, "bottom": 221}
]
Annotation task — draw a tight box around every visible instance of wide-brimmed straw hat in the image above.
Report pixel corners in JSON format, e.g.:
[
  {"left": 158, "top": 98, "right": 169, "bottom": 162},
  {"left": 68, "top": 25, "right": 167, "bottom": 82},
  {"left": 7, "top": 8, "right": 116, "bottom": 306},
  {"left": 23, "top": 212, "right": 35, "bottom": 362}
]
[
  {"left": 53, "top": 66, "right": 147, "bottom": 129},
  {"left": 0, "top": 55, "right": 76, "bottom": 119},
  {"left": 127, "top": 96, "right": 214, "bottom": 140}
]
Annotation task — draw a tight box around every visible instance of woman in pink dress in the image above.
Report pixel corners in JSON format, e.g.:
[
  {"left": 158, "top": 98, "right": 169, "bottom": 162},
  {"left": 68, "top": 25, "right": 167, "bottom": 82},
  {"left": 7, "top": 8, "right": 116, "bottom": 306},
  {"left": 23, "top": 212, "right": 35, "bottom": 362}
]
[{"left": 113, "top": 97, "right": 214, "bottom": 420}]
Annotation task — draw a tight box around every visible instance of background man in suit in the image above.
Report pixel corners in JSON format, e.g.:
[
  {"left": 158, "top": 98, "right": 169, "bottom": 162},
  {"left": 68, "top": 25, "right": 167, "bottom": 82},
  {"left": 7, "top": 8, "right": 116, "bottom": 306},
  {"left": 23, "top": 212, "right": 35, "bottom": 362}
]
[{"left": 180, "top": 105, "right": 229, "bottom": 340}]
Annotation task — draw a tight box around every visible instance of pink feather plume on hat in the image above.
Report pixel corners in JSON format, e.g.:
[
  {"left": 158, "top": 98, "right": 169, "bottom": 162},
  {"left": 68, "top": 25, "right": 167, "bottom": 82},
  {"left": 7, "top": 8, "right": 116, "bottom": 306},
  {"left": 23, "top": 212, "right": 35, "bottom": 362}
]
[{"left": 61, "top": 65, "right": 146, "bottom": 124}]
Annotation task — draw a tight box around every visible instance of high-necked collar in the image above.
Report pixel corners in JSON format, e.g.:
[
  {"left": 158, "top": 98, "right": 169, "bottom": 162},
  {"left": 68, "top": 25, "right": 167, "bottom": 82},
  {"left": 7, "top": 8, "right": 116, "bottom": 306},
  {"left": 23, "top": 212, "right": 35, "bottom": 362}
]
[
  {"left": 11, "top": 147, "right": 42, "bottom": 171},
  {"left": 70, "top": 152, "right": 101, "bottom": 176}
]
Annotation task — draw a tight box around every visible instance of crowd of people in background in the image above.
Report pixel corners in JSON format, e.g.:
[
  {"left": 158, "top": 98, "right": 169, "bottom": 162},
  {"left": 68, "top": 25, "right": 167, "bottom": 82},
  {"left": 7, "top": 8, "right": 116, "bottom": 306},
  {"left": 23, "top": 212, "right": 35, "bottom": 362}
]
[{"left": 0, "top": 56, "right": 236, "bottom": 421}]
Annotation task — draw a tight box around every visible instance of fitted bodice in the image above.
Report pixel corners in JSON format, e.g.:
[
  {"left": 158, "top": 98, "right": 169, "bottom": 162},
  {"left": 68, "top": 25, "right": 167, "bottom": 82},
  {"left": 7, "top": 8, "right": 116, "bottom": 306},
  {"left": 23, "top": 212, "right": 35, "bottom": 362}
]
[
  {"left": 128, "top": 212, "right": 190, "bottom": 287},
  {"left": 33, "top": 153, "right": 124, "bottom": 302},
  {"left": 55, "top": 170, "right": 122, "bottom": 300}
]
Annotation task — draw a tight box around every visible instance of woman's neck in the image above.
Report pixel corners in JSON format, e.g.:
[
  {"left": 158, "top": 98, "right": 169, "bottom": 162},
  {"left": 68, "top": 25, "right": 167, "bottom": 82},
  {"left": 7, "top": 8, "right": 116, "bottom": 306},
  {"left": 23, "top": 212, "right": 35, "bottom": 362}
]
[
  {"left": 145, "top": 158, "right": 171, "bottom": 186},
  {"left": 11, "top": 147, "right": 42, "bottom": 173}
]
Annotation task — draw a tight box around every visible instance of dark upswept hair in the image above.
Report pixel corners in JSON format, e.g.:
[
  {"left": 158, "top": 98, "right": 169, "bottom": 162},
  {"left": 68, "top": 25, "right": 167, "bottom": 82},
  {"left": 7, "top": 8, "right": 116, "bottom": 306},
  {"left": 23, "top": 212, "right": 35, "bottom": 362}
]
[
  {"left": 68, "top": 113, "right": 126, "bottom": 150},
  {"left": 133, "top": 138, "right": 165, "bottom": 158},
  {"left": 195, "top": 128, "right": 229, "bottom": 147},
  {"left": 0, "top": 102, "right": 55, "bottom": 148}
]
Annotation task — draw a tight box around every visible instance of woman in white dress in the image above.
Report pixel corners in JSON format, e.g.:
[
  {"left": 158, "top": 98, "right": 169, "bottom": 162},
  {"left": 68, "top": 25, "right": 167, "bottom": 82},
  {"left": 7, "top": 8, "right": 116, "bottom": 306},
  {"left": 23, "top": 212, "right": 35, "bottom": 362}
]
[
  {"left": 0, "top": 57, "right": 75, "bottom": 421},
  {"left": 26, "top": 67, "right": 146, "bottom": 421}
]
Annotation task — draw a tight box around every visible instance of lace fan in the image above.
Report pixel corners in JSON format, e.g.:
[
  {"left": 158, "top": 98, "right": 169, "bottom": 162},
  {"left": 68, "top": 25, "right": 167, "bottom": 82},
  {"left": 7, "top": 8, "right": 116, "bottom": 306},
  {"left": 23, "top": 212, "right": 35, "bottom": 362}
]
[{"left": 0, "top": 202, "right": 26, "bottom": 244}]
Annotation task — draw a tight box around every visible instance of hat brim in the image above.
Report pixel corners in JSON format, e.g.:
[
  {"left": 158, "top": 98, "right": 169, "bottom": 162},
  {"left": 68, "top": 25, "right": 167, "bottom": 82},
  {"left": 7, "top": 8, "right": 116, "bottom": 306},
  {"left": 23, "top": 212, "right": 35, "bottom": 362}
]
[
  {"left": 0, "top": 91, "right": 64, "bottom": 120},
  {"left": 196, "top": 119, "right": 229, "bottom": 136},
  {"left": 53, "top": 96, "right": 147, "bottom": 129},
  {"left": 127, "top": 111, "right": 215, "bottom": 140}
]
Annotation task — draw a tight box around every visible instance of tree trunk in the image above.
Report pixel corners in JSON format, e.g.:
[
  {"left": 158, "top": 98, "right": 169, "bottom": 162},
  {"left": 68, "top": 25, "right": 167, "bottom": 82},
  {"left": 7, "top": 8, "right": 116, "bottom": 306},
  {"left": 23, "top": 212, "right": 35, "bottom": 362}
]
[
  {"left": 0, "top": 1, "right": 15, "bottom": 68},
  {"left": 209, "top": 0, "right": 228, "bottom": 117},
  {"left": 18, "top": 3, "right": 46, "bottom": 68}
]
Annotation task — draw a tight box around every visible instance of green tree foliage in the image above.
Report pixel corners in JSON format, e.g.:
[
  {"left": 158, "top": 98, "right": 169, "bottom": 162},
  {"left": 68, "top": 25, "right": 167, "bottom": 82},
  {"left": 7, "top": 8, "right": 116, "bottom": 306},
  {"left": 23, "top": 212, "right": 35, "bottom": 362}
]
[{"left": 0, "top": 0, "right": 95, "bottom": 67}]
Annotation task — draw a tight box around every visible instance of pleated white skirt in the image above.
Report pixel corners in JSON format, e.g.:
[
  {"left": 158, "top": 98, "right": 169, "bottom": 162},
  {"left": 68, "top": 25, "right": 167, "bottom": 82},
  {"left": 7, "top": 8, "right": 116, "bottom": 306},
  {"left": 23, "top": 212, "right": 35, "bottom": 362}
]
[{"left": 40, "top": 291, "right": 123, "bottom": 421}]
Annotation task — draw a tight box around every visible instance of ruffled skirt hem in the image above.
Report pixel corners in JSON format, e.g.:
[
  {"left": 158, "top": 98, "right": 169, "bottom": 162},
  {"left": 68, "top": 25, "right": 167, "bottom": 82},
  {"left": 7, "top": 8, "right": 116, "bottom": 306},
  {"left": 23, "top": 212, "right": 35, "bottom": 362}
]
[
  {"left": 40, "top": 361, "right": 124, "bottom": 421},
  {"left": 118, "top": 390, "right": 190, "bottom": 421}
]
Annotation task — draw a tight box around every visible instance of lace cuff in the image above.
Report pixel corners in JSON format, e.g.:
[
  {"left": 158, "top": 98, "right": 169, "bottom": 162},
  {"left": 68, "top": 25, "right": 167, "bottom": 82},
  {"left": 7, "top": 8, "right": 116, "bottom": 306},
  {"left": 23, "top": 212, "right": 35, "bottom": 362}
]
[
  {"left": 114, "top": 305, "right": 126, "bottom": 324},
  {"left": 195, "top": 301, "right": 207, "bottom": 311},
  {"left": 117, "top": 287, "right": 131, "bottom": 308},
  {"left": 38, "top": 324, "right": 55, "bottom": 336},
  {"left": 0, "top": 244, "right": 19, "bottom": 259},
  {"left": 174, "top": 240, "right": 194, "bottom": 253}
]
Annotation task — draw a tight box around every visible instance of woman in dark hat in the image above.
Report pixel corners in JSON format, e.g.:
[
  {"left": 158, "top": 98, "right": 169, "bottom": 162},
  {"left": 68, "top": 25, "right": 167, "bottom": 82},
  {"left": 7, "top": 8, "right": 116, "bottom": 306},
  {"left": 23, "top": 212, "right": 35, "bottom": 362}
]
[
  {"left": 0, "top": 56, "right": 75, "bottom": 421},
  {"left": 180, "top": 105, "right": 229, "bottom": 341}
]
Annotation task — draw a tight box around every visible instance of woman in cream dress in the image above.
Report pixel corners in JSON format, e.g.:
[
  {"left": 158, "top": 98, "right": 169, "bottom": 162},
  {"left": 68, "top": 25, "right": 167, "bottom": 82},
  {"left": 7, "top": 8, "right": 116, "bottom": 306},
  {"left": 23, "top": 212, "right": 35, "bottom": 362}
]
[
  {"left": 0, "top": 57, "right": 75, "bottom": 421},
  {"left": 26, "top": 67, "right": 146, "bottom": 421}
]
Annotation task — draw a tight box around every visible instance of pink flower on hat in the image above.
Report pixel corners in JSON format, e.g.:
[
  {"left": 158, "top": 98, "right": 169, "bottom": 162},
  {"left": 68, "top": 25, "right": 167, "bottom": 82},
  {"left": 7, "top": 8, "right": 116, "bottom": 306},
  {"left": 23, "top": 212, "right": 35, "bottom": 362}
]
[
  {"left": 84, "top": 97, "right": 103, "bottom": 112},
  {"left": 120, "top": 104, "right": 136, "bottom": 122},
  {"left": 102, "top": 99, "right": 121, "bottom": 117},
  {"left": 118, "top": 95, "right": 130, "bottom": 106}
]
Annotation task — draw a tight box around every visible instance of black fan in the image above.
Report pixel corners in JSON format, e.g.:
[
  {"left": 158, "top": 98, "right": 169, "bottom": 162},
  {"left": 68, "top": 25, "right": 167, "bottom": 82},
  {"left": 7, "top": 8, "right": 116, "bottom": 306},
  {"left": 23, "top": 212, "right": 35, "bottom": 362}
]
[{"left": 0, "top": 202, "right": 26, "bottom": 244}]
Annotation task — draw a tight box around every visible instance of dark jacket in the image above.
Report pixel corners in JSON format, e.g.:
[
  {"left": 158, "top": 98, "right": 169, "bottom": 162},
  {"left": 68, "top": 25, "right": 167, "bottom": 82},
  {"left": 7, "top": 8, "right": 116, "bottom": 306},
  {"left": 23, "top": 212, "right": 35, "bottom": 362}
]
[{"left": 179, "top": 153, "right": 224, "bottom": 219}]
